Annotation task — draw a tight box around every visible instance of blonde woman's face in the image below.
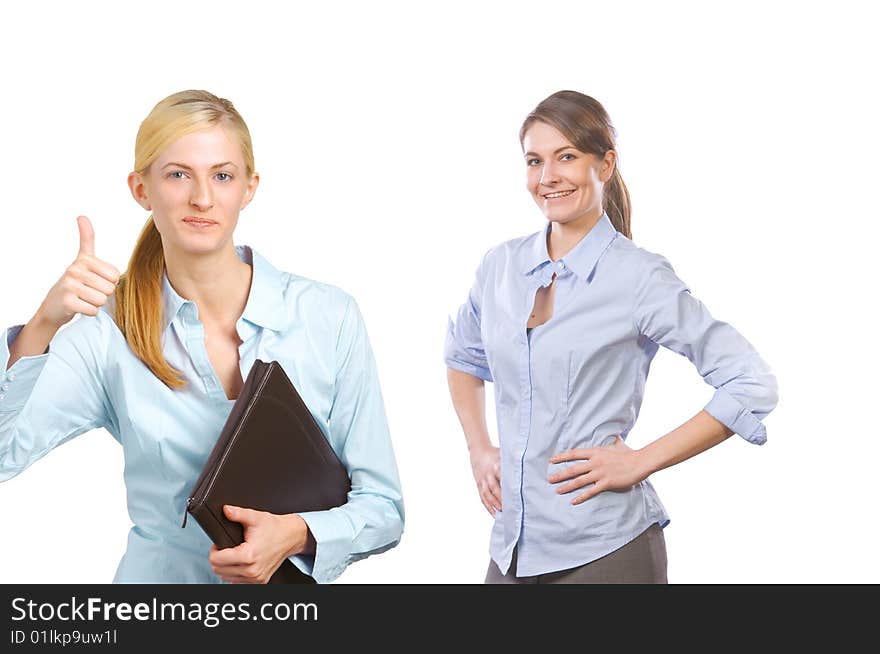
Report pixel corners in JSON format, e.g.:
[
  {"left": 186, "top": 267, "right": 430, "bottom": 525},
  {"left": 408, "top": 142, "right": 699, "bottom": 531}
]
[
  {"left": 128, "top": 124, "right": 258, "bottom": 253},
  {"left": 522, "top": 121, "right": 613, "bottom": 227}
]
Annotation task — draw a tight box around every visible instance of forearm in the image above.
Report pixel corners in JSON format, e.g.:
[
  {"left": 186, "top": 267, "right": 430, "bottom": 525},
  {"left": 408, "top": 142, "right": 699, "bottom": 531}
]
[
  {"left": 446, "top": 367, "right": 492, "bottom": 453},
  {"left": 637, "top": 409, "right": 735, "bottom": 477},
  {"left": 284, "top": 514, "right": 316, "bottom": 556},
  {"left": 6, "top": 311, "right": 58, "bottom": 370}
]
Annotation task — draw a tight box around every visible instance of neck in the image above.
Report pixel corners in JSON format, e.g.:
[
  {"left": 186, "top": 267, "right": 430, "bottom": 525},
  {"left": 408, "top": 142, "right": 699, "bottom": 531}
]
[
  {"left": 547, "top": 206, "right": 603, "bottom": 261},
  {"left": 163, "top": 244, "right": 252, "bottom": 328}
]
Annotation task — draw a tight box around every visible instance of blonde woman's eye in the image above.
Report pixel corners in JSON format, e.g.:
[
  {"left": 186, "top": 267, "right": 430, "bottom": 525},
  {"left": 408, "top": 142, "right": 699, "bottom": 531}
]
[
  {"left": 168, "top": 171, "right": 186, "bottom": 179},
  {"left": 215, "top": 172, "right": 232, "bottom": 182}
]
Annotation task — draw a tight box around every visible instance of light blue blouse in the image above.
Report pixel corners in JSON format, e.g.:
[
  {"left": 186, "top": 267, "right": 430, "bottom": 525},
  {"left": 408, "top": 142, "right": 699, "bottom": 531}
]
[
  {"left": 0, "top": 244, "right": 404, "bottom": 583},
  {"left": 445, "top": 213, "right": 778, "bottom": 577}
]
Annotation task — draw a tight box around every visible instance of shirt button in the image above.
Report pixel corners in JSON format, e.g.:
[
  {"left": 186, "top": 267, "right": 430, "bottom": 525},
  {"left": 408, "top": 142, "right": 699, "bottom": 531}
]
[
  {"left": 7, "top": 373, "right": 15, "bottom": 381},
  {"left": 0, "top": 383, "right": 8, "bottom": 391},
  {"left": 556, "top": 261, "right": 565, "bottom": 269},
  {"left": 0, "top": 394, "right": 5, "bottom": 401}
]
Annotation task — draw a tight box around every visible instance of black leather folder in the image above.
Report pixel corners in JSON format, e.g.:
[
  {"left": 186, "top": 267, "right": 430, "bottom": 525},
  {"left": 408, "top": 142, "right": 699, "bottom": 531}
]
[{"left": 183, "top": 358, "right": 351, "bottom": 584}]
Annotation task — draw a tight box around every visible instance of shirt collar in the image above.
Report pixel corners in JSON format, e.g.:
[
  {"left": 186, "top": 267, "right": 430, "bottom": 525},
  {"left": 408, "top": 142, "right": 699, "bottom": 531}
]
[
  {"left": 522, "top": 212, "right": 618, "bottom": 282},
  {"left": 161, "top": 244, "right": 287, "bottom": 334}
]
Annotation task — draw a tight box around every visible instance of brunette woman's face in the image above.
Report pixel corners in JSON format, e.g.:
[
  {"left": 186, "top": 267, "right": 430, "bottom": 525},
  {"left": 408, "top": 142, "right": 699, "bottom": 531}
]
[
  {"left": 522, "top": 121, "right": 614, "bottom": 227},
  {"left": 128, "top": 124, "right": 259, "bottom": 255}
]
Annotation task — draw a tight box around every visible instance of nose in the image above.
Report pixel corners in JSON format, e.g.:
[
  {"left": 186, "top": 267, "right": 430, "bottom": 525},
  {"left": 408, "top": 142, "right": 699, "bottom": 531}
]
[
  {"left": 189, "top": 177, "right": 214, "bottom": 212},
  {"left": 539, "top": 160, "right": 560, "bottom": 186}
]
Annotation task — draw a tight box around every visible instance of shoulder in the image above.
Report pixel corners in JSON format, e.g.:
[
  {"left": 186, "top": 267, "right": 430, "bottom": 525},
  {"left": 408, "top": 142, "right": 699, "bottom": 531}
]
[
  {"left": 605, "top": 232, "right": 680, "bottom": 283},
  {"left": 52, "top": 308, "right": 115, "bottom": 364},
  {"left": 475, "top": 228, "right": 546, "bottom": 277},
  {"left": 279, "top": 272, "right": 357, "bottom": 330}
]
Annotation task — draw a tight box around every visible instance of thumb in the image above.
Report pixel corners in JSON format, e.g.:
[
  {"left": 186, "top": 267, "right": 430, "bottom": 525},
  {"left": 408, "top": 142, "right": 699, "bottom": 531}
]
[
  {"left": 77, "top": 215, "right": 95, "bottom": 256},
  {"left": 224, "top": 504, "right": 260, "bottom": 525}
]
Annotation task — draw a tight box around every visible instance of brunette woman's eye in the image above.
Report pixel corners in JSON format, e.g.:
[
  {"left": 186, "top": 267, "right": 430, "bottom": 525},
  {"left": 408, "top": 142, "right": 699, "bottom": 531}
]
[
  {"left": 560, "top": 153, "right": 575, "bottom": 161},
  {"left": 215, "top": 172, "right": 232, "bottom": 182},
  {"left": 527, "top": 158, "right": 541, "bottom": 166}
]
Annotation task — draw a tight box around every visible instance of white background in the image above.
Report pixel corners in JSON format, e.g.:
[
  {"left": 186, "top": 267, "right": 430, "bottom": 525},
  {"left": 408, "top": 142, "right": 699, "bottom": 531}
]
[{"left": 1, "top": 1, "right": 876, "bottom": 583}]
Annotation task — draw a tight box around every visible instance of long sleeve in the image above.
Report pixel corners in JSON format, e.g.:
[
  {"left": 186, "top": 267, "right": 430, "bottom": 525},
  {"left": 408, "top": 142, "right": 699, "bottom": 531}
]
[
  {"left": 633, "top": 253, "right": 779, "bottom": 445},
  {"left": 0, "top": 313, "right": 114, "bottom": 481},
  {"left": 444, "top": 251, "right": 493, "bottom": 382},
  {"left": 291, "top": 296, "right": 404, "bottom": 583}
]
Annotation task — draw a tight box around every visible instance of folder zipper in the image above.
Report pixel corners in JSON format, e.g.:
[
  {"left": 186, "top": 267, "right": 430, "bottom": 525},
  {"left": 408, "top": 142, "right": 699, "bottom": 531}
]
[
  {"left": 180, "top": 361, "right": 274, "bottom": 531},
  {"left": 182, "top": 497, "right": 194, "bottom": 528}
]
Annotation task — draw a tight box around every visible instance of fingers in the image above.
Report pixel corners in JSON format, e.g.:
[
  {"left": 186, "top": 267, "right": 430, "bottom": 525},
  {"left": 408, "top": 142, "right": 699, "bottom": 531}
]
[
  {"left": 548, "top": 461, "right": 590, "bottom": 484},
  {"left": 209, "top": 541, "right": 254, "bottom": 567},
  {"left": 66, "top": 294, "right": 103, "bottom": 317},
  {"left": 572, "top": 481, "right": 607, "bottom": 505},
  {"left": 479, "top": 493, "right": 496, "bottom": 516},
  {"left": 209, "top": 544, "right": 270, "bottom": 584},
  {"left": 77, "top": 215, "right": 95, "bottom": 257},
  {"left": 69, "top": 277, "right": 114, "bottom": 308},
  {"left": 488, "top": 484, "right": 502, "bottom": 512},
  {"left": 554, "top": 470, "right": 599, "bottom": 495},
  {"left": 477, "top": 477, "right": 502, "bottom": 516},
  {"left": 550, "top": 448, "right": 593, "bottom": 464}
]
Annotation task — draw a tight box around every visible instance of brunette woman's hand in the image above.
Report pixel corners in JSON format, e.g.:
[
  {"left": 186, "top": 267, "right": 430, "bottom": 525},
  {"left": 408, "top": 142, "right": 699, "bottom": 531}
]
[
  {"left": 36, "top": 216, "right": 121, "bottom": 328},
  {"left": 470, "top": 443, "right": 502, "bottom": 516},
  {"left": 208, "top": 505, "right": 313, "bottom": 584},
  {"left": 548, "top": 436, "right": 648, "bottom": 504}
]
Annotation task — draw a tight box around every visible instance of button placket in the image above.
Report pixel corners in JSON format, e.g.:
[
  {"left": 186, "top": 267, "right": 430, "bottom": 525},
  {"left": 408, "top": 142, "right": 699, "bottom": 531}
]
[{"left": 182, "top": 305, "right": 222, "bottom": 398}]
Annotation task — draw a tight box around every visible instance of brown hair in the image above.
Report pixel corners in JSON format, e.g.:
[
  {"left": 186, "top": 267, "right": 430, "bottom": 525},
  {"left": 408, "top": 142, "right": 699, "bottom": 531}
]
[
  {"left": 519, "top": 90, "right": 631, "bottom": 239},
  {"left": 112, "top": 90, "right": 255, "bottom": 390}
]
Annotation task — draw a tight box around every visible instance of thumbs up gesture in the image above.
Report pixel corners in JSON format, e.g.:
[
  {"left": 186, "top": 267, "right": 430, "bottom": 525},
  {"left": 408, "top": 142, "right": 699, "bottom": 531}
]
[{"left": 36, "top": 216, "right": 122, "bottom": 329}]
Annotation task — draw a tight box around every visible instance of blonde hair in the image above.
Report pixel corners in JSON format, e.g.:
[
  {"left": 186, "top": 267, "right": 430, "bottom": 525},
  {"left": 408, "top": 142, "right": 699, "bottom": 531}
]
[{"left": 113, "top": 90, "right": 255, "bottom": 389}]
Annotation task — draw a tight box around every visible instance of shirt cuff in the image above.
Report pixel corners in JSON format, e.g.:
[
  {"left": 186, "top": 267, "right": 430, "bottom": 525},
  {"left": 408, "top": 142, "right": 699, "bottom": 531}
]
[
  {"left": 703, "top": 387, "right": 767, "bottom": 445},
  {"left": 1, "top": 325, "right": 51, "bottom": 411},
  {"left": 290, "top": 509, "right": 356, "bottom": 583},
  {"left": 444, "top": 318, "right": 493, "bottom": 382},
  {"left": 444, "top": 357, "right": 493, "bottom": 383}
]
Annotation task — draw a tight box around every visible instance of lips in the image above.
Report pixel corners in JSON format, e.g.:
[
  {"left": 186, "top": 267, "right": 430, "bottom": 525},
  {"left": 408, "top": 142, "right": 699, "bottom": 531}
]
[
  {"left": 183, "top": 217, "right": 217, "bottom": 225},
  {"left": 542, "top": 189, "right": 576, "bottom": 199}
]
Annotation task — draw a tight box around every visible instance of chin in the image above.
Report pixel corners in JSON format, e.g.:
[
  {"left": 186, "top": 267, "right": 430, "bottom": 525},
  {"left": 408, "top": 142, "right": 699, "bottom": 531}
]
[{"left": 543, "top": 212, "right": 578, "bottom": 224}]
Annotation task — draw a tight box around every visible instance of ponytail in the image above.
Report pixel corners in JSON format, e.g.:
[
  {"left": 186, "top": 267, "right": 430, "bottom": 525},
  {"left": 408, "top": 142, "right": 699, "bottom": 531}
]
[
  {"left": 113, "top": 217, "right": 187, "bottom": 390},
  {"left": 604, "top": 167, "right": 631, "bottom": 239}
]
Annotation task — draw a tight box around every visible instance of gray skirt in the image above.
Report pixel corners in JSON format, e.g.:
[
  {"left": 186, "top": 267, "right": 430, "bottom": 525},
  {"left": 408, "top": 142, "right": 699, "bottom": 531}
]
[{"left": 485, "top": 523, "right": 668, "bottom": 584}]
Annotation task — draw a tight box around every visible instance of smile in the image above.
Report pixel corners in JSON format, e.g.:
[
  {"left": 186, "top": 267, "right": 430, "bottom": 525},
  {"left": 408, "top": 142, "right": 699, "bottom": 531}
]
[{"left": 542, "top": 190, "right": 576, "bottom": 199}]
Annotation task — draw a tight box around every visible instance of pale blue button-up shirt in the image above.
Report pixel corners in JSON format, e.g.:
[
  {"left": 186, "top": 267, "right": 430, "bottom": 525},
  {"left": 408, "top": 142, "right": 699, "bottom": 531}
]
[
  {"left": 445, "top": 213, "right": 778, "bottom": 577},
  {"left": 1, "top": 245, "right": 404, "bottom": 583}
]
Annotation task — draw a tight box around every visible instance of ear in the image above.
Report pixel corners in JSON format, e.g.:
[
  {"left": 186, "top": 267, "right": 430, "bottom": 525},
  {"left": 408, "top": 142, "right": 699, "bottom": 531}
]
[
  {"left": 240, "top": 172, "right": 260, "bottom": 210},
  {"left": 600, "top": 150, "right": 616, "bottom": 183},
  {"left": 128, "top": 171, "right": 152, "bottom": 211}
]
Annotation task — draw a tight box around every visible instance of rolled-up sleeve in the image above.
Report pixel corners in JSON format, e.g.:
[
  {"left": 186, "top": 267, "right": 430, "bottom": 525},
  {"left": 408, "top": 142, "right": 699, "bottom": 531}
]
[
  {"left": 633, "top": 254, "right": 778, "bottom": 445},
  {"left": 291, "top": 296, "right": 404, "bottom": 583},
  {"left": 444, "top": 252, "right": 493, "bottom": 382}
]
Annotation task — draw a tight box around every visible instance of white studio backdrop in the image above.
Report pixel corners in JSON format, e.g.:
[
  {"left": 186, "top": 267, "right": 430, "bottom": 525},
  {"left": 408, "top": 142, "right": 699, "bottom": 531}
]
[{"left": 0, "top": 1, "right": 876, "bottom": 583}]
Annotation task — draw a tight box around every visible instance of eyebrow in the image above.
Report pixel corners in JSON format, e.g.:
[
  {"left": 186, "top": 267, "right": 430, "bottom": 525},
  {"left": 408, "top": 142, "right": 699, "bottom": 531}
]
[
  {"left": 160, "top": 161, "right": 239, "bottom": 170},
  {"left": 524, "top": 146, "right": 577, "bottom": 158}
]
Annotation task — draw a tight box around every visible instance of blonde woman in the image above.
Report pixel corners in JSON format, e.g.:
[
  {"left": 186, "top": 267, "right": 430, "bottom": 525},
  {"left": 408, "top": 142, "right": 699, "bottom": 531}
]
[
  {"left": 445, "top": 90, "right": 778, "bottom": 583},
  {"left": 0, "top": 90, "right": 404, "bottom": 583}
]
